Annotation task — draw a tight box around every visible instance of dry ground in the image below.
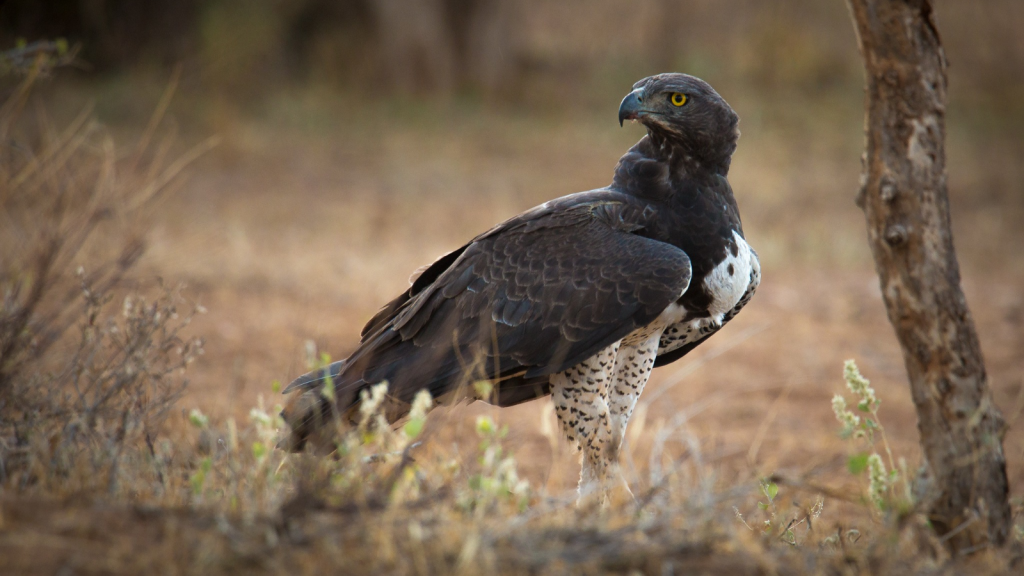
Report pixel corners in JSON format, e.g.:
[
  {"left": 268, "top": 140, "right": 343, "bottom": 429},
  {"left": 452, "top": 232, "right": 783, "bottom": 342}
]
[{"left": 3, "top": 78, "right": 1024, "bottom": 573}]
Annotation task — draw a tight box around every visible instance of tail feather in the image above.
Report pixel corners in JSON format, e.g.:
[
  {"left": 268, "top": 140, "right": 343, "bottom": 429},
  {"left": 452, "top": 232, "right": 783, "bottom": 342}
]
[{"left": 282, "top": 359, "right": 348, "bottom": 393}]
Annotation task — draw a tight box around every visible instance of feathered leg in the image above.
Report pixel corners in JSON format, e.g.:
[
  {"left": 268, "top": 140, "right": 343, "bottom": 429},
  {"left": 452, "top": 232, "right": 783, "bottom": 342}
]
[
  {"left": 605, "top": 330, "right": 662, "bottom": 501},
  {"left": 550, "top": 342, "right": 619, "bottom": 502}
]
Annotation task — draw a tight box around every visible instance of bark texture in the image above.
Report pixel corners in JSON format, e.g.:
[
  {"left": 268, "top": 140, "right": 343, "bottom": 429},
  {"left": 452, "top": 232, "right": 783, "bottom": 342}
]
[{"left": 846, "top": 0, "right": 1010, "bottom": 551}]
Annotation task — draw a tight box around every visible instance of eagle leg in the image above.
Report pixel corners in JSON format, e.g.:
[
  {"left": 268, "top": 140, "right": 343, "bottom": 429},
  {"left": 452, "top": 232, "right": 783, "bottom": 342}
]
[
  {"left": 607, "top": 330, "right": 661, "bottom": 456},
  {"left": 550, "top": 341, "right": 622, "bottom": 504},
  {"left": 551, "top": 326, "right": 665, "bottom": 505}
]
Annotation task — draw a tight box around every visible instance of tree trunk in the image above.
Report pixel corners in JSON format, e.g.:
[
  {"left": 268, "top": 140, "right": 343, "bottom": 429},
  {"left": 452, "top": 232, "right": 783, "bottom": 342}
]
[{"left": 845, "top": 0, "right": 1010, "bottom": 552}]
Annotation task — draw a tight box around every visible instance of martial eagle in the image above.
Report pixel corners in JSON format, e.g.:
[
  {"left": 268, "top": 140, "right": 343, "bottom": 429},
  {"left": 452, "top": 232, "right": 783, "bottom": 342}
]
[{"left": 281, "top": 73, "right": 760, "bottom": 497}]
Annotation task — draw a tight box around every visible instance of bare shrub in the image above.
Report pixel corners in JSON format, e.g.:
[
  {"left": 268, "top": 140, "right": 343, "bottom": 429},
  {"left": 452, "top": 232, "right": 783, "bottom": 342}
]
[{"left": 0, "top": 55, "right": 210, "bottom": 494}]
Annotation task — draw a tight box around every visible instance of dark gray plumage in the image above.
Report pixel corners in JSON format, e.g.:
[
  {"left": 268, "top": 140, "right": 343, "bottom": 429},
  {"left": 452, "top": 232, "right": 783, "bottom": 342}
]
[{"left": 282, "top": 73, "right": 759, "bottom": 497}]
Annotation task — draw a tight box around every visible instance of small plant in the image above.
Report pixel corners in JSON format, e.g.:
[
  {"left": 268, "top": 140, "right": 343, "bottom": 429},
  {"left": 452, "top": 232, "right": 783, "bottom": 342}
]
[
  {"left": 0, "top": 38, "right": 77, "bottom": 77},
  {"left": 756, "top": 478, "right": 781, "bottom": 533},
  {"left": 402, "top": 389, "right": 432, "bottom": 441},
  {"left": 832, "top": 359, "right": 911, "bottom": 513},
  {"left": 735, "top": 479, "right": 822, "bottom": 547},
  {"left": 459, "top": 415, "right": 530, "bottom": 514}
]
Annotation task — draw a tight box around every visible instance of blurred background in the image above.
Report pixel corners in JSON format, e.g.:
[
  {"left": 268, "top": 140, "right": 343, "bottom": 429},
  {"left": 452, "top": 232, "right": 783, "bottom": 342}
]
[{"left": 2, "top": 0, "right": 1022, "bottom": 495}]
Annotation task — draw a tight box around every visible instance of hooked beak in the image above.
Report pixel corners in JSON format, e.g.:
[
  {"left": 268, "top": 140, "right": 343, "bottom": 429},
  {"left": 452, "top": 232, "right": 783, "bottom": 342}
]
[{"left": 618, "top": 89, "right": 645, "bottom": 127}]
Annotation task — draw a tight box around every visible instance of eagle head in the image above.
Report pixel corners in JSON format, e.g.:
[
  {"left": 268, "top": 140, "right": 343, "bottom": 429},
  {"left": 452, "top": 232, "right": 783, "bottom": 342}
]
[{"left": 618, "top": 73, "right": 740, "bottom": 172}]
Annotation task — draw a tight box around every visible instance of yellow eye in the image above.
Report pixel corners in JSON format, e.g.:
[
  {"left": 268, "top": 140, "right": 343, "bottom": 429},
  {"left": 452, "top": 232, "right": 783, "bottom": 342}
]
[{"left": 670, "top": 93, "right": 687, "bottom": 107}]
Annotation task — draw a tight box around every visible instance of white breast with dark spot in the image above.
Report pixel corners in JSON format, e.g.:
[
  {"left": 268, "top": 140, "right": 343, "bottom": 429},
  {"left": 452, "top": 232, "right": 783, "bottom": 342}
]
[
  {"left": 704, "top": 230, "right": 754, "bottom": 322},
  {"left": 657, "top": 230, "right": 759, "bottom": 356}
]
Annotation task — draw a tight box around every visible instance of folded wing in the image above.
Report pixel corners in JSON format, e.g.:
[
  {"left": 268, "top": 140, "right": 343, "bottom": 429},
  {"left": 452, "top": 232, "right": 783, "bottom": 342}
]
[{"left": 286, "top": 192, "right": 692, "bottom": 416}]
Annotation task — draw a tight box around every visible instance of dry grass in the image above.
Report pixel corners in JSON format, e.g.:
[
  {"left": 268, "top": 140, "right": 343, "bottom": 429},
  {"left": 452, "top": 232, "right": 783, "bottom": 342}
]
[
  {"left": 0, "top": 53, "right": 215, "bottom": 497},
  {"left": 2, "top": 55, "right": 1024, "bottom": 573}
]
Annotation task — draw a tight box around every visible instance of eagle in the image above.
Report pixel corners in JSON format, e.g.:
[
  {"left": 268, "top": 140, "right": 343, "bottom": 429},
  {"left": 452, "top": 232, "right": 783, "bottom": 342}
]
[{"left": 281, "top": 73, "right": 760, "bottom": 499}]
